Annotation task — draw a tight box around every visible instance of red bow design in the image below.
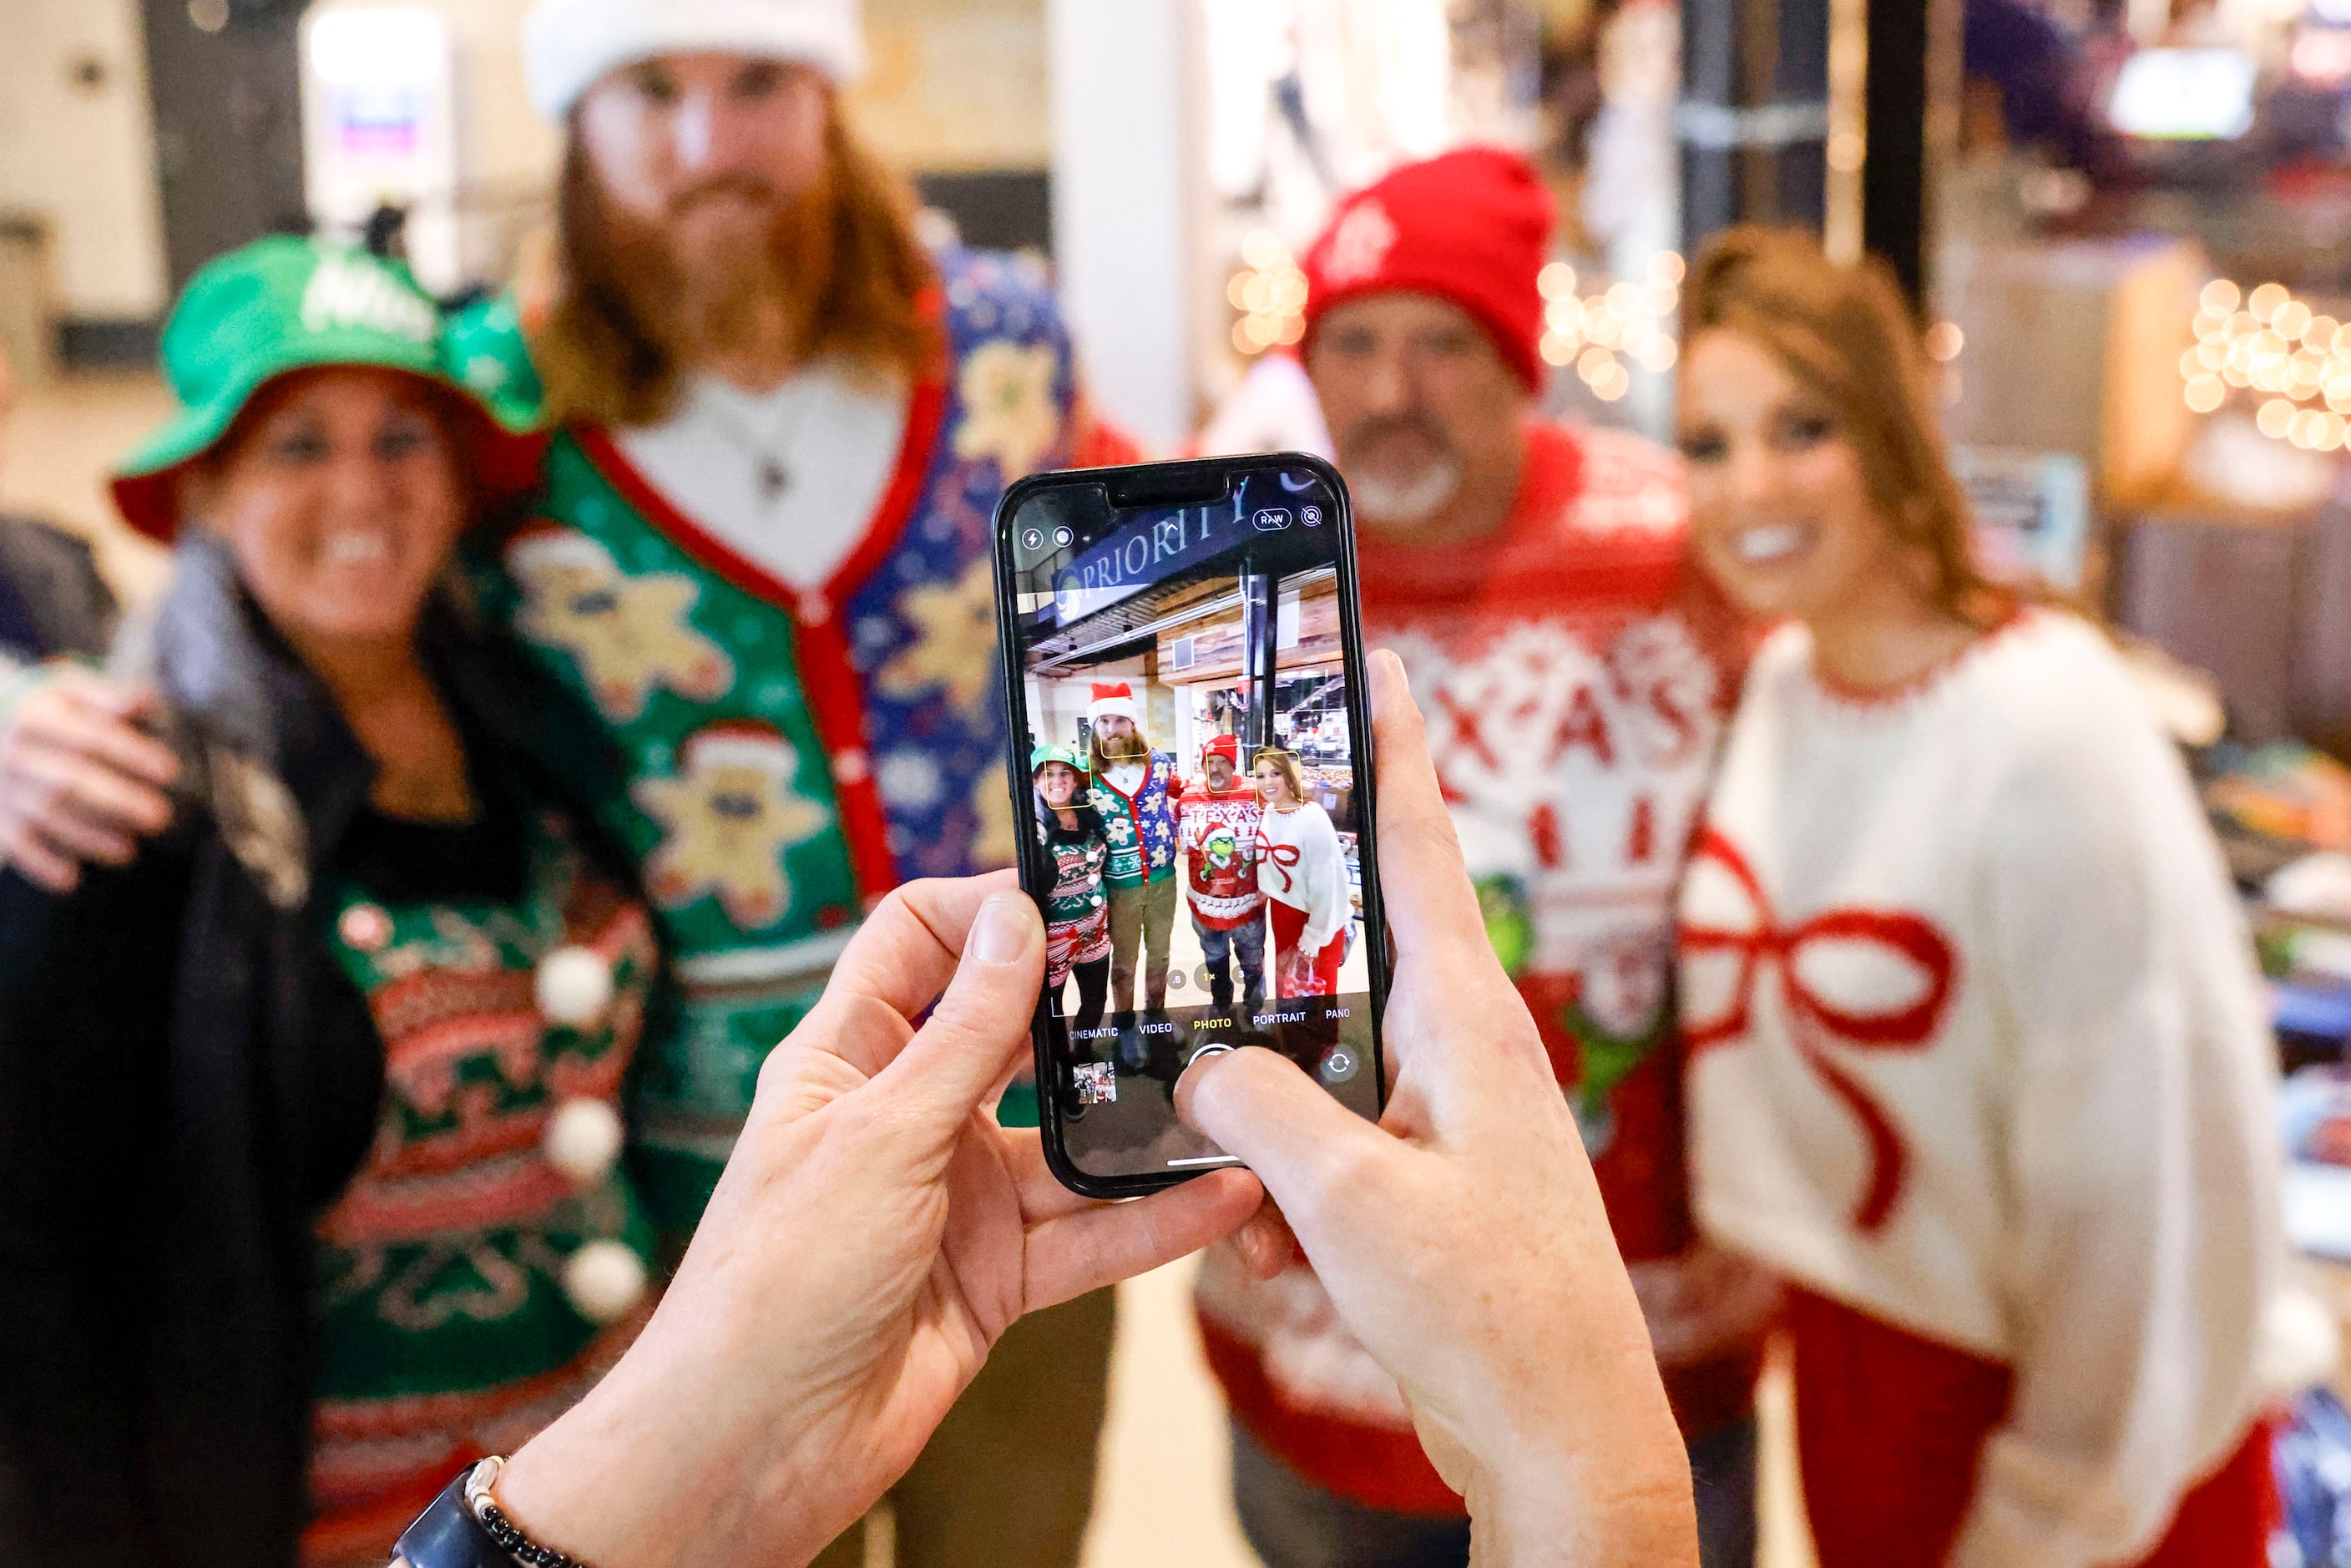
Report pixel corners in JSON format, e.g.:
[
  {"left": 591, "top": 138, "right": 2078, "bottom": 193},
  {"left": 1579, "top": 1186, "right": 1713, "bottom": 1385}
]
[
  {"left": 1681, "top": 828, "right": 1957, "bottom": 1234},
  {"left": 1256, "top": 832, "right": 1302, "bottom": 893}
]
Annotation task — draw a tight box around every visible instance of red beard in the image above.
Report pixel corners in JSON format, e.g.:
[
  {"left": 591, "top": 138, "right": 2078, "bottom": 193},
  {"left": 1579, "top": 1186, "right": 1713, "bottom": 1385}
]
[{"left": 581, "top": 166, "right": 840, "bottom": 378}]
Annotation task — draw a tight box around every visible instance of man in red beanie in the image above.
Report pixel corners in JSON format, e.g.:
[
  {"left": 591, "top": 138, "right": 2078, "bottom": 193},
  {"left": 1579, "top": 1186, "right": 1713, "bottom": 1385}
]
[
  {"left": 1176, "top": 732, "right": 1266, "bottom": 1011},
  {"left": 1193, "top": 146, "right": 1776, "bottom": 1568}
]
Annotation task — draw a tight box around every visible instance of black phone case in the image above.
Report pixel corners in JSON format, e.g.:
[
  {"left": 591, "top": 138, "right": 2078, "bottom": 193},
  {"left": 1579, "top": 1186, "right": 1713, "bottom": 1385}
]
[{"left": 991, "top": 453, "right": 1393, "bottom": 1199}]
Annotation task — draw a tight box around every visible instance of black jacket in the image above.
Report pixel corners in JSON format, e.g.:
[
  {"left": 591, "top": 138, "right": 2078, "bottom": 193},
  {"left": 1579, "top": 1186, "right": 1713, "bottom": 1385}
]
[{"left": 0, "top": 539, "right": 638, "bottom": 1566}]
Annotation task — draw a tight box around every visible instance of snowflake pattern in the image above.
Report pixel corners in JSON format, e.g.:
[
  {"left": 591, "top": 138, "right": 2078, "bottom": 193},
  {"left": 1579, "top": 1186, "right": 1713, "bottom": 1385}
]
[
  {"left": 1318, "top": 200, "right": 1399, "bottom": 286},
  {"left": 876, "top": 750, "right": 944, "bottom": 810}
]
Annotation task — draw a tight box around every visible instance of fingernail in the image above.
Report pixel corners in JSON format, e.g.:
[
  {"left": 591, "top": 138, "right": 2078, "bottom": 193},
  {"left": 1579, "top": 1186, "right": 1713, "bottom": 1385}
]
[{"left": 968, "top": 893, "right": 1029, "bottom": 964}]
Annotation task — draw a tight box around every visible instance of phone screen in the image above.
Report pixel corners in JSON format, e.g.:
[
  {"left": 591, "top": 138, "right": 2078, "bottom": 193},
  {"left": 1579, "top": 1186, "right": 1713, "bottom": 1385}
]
[{"left": 996, "top": 455, "right": 1388, "bottom": 1192}]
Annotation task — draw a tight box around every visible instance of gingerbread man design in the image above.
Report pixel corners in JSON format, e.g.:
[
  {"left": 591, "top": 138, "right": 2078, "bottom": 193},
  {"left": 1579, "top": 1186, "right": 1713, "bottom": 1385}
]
[
  {"left": 632, "top": 722, "right": 831, "bottom": 931},
  {"left": 953, "top": 338, "right": 1061, "bottom": 481},
  {"left": 508, "top": 525, "right": 735, "bottom": 723},
  {"left": 877, "top": 558, "right": 999, "bottom": 710}
]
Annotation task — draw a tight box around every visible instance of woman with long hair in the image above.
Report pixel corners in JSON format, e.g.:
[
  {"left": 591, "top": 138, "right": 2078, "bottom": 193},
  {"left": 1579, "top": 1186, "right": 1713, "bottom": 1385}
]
[
  {"left": 1033, "top": 746, "right": 1111, "bottom": 1035},
  {"left": 0, "top": 239, "right": 660, "bottom": 1567},
  {"left": 1673, "top": 226, "right": 2280, "bottom": 1568},
  {"left": 1251, "top": 749, "right": 1349, "bottom": 999}
]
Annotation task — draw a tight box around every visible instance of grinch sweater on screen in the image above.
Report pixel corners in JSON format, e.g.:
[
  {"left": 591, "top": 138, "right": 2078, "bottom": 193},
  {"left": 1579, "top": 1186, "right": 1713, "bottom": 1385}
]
[{"left": 1681, "top": 610, "right": 2282, "bottom": 1568}]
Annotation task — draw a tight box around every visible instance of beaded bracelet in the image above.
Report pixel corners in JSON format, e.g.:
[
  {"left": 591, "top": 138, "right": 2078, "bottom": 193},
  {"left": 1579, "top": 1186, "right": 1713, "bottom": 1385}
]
[{"left": 463, "top": 1456, "right": 597, "bottom": 1568}]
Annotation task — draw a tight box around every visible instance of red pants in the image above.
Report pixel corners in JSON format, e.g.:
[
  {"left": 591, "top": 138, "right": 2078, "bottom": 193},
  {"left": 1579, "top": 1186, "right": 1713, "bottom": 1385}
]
[
  {"left": 1267, "top": 898, "right": 1343, "bottom": 997},
  {"left": 1788, "top": 1287, "right": 2275, "bottom": 1568}
]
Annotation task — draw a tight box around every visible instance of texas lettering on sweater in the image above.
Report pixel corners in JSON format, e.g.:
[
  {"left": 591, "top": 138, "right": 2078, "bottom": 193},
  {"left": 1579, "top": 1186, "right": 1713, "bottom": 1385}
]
[{"left": 1179, "top": 781, "right": 1263, "bottom": 926}]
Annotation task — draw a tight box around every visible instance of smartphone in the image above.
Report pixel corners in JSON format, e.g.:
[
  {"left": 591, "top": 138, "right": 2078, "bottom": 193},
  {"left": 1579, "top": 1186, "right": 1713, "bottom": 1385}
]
[{"left": 993, "top": 454, "right": 1391, "bottom": 1197}]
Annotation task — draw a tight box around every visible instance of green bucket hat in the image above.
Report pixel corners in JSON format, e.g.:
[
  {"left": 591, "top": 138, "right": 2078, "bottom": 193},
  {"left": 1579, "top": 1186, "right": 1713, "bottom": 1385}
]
[
  {"left": 110, "top": 235, "right": 546, "bottom": 541},
  {"left": 1031, "top": 743, "right": 1085, "bottom": 776}
]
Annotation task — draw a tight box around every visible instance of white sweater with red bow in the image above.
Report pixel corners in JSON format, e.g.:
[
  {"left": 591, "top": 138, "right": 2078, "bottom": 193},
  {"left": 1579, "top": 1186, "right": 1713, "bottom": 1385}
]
[
  {"left": 1255, "top": 801, "right": 1350, "bottom": 952},
  {"left": 1681, "top": 611, "right": 2281, "bottom": 1568}
]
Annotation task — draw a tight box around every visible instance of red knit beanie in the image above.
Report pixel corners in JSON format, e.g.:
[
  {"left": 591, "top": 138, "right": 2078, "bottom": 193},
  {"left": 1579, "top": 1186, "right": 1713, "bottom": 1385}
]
[{"left": 1300, "top": 147, "right": 1555, "bottom": 391}]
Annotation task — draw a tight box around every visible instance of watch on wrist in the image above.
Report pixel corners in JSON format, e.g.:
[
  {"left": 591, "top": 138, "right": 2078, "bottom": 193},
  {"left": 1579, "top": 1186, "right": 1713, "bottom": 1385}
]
[{"left": 394, "top": 1456, "right": 597, "bottom": 1568}]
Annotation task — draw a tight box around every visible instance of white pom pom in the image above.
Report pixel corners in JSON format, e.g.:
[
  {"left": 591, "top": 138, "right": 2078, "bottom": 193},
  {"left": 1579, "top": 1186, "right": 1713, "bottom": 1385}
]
[
  {"left": 543, "top": 1096, "right": 626, "bottom": 1187},
  {"left": 561, "top": 1239, "right": 648, "bottom": 1324},
  {"left": 536, "top": 945, "right": 614, "bottom": 1028}
]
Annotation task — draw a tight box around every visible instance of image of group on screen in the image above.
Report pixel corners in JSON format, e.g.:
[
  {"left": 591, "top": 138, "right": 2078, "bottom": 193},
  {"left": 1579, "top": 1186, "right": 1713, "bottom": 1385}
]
[{"left": 1033, "top": 680, "right": 1357, "bottom": 1023}]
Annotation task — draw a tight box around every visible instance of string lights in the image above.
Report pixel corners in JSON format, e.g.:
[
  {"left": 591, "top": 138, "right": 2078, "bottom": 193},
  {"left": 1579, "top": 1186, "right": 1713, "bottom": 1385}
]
[
  {"left": 2182, "top": 277, "right": 2351, "bottom": 453},
  {"left": 1222, "top": 235, "right": 1692, "bottom": 406},
  {"left": 1228, "top": 230, "right": 1309, "bottom": 357},
  {"left": 1538, "top": 251, "right": 1684, "bottom": 402}
]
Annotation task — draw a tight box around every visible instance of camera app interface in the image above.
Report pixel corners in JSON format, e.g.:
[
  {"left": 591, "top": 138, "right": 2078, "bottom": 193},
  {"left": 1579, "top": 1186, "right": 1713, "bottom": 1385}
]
[{"left": 1009, "top": 465, "right": 1380, "bottom": 1179}]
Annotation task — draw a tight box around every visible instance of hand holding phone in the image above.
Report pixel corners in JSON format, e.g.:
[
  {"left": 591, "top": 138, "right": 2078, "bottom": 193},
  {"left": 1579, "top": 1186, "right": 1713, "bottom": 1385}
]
[{"left": 993, "top": 456, "right": 1391, "bottom": 1196}]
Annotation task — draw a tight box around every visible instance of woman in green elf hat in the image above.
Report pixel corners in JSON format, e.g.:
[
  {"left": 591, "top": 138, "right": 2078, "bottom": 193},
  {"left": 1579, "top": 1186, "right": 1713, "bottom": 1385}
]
[
  {"left": 0, "top": 236, "right": 664, "bottom": 1568},
  {"left": 1033, "top": 744, "right": 1111, "bottom": 1037}
]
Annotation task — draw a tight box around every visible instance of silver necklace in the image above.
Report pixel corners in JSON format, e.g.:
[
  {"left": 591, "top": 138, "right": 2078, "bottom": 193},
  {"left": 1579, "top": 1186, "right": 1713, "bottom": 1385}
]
[{"left": 692, "top": 381, "right": 817, "bottom": 508}]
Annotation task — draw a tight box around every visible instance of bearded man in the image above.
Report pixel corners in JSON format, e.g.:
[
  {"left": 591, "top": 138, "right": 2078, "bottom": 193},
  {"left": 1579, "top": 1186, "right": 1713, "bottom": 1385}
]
[
  {"left": 0, "top": 3, "right": 1133, "bottom": 1562},
  {"left": 1194, "top": 149, "right": 1777, "bottom": 1568},
  {"left": 487, "top": 10, "right": 1139, "bottom": 1563}
]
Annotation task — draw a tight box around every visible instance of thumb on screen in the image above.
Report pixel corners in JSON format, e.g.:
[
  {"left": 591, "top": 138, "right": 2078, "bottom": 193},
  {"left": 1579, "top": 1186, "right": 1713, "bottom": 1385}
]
[{"left": 1176, "top": 1046, "right": 1396, "bottom": 1229}]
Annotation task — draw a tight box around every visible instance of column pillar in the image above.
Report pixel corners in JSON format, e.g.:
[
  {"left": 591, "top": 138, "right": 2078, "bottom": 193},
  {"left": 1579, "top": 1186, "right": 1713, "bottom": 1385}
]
[{"left": 1047, "top": 0, "right": 1201, "bottom": 450}]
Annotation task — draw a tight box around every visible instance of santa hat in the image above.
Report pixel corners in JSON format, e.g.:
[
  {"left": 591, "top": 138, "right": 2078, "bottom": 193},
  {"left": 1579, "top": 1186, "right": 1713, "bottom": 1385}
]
[
  {"left": 524, "top": 0, "right": 866, "bottom": 121},
  {"left": 1201, "top": 734, "right": 1241, "bottom": 769},
  {"left": 505, "top": 520, "right": 618, "bottom": 576},
  {"left": 681, "top": 720, "right": 800, "bottom": 776},
  {"left": 1086, "top": 682, "right": 1139, "bottom": 726},
  {"left": 1300, "top": 148, "right": 1555, "bottom": 391}
]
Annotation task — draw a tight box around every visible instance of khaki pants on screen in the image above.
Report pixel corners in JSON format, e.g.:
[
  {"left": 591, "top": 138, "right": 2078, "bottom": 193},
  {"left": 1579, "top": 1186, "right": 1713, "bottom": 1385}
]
[{"left": 1106, "top": 878, "right": 1178, "bottom": 1013}]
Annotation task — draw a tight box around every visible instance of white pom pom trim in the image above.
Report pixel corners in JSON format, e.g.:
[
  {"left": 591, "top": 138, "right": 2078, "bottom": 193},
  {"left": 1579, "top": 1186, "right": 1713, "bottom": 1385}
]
[
  {"left": 543, "top": 1097, "right": 626, "bottom": 1188},
  {"left": 562, "top": 1239, "right": 648, "bottom": 1325},
  {"left": 536, "top": 945, "right": 615, "bottom": 1028}
]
